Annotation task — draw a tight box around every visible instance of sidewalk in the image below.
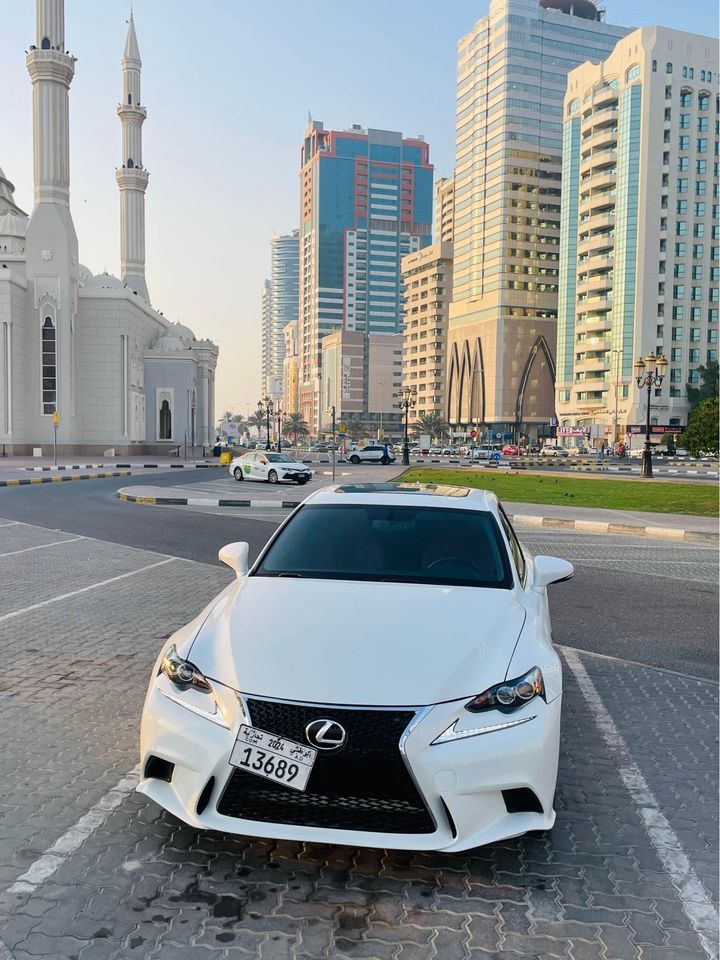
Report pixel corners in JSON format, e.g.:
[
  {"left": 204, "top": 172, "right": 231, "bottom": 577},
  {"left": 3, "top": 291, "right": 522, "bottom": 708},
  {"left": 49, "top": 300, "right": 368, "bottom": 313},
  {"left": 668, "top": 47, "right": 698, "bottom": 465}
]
[{"left": 0, "top": 456, "right": 222, "bottom": 481}]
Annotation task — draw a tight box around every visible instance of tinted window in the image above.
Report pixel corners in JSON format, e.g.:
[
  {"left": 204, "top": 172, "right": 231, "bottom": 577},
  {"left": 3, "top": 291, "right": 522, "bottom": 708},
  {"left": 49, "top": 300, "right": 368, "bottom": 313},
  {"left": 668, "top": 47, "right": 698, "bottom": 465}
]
[
  {"left": 498, "top": 507, "right": 526, "bottom": 586},
  {"left": 254, "top": 504, "right": 513, "bottom": 589},
  {"left": 266, "top": 454, "right": 293, "bottom": 462}
]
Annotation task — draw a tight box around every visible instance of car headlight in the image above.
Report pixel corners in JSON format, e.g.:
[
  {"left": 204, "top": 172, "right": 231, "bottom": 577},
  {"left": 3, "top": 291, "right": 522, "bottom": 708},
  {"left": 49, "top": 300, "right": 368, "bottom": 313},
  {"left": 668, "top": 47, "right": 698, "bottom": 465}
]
[
  {"left": 464, "top": 667, "right": 545, "bottom": 714},
  {"left": 160, "top": 644, "right": 212, "bottom": 693}
]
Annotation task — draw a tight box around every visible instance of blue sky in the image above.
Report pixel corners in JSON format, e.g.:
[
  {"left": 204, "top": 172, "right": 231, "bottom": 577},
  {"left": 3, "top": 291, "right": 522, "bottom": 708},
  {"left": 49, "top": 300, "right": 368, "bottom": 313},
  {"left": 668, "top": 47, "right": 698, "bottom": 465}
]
[{"left": 2, "top": 0, "right": 717, "bottom": 416}]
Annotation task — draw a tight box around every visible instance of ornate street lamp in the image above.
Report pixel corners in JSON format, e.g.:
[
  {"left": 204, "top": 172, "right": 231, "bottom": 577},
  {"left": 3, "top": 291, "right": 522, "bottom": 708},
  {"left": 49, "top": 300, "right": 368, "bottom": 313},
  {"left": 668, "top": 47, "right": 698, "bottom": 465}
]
[
  {"left": 258, "top": 396, "right": 273, "bottom": 451},
  {"left": 634, "top": 353, "right": 668, "bottom": 478},
  {"left": 395, "top": 386, "right": 416, "bottom": 466},
  {"left": 275, "top": 404, "right": 284, "bottom": 453}
]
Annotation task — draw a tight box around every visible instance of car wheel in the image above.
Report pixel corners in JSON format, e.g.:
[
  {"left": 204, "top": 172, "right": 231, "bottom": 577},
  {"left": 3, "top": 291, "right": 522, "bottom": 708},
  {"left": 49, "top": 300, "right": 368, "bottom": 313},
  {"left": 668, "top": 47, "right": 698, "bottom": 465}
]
[
  {"left": 380, "top": 456, "right": 389, "bottom": 465},
  {"left": 233, "top": 467, "right": 243, "bottom": 481},
  {"left": 350, "top": 455, "right": 360, "bottom": 464},
  {"left": 267, "top": 469, "right": 279, "bottom": 484}
]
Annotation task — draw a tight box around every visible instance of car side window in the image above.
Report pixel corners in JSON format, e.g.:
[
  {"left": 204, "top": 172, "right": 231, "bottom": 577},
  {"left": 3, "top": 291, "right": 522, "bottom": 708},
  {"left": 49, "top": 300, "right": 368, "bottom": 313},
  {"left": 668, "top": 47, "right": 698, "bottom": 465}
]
[{"left": 498, "top": 507, "right": 527, "bottom": 586}]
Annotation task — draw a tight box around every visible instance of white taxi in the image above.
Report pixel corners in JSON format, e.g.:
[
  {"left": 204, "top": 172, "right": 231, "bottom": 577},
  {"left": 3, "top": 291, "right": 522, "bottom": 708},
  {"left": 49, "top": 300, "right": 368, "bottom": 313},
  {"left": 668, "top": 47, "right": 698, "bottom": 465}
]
[{"left": 229, "top": 452, "right": 313, "bottom": 485}]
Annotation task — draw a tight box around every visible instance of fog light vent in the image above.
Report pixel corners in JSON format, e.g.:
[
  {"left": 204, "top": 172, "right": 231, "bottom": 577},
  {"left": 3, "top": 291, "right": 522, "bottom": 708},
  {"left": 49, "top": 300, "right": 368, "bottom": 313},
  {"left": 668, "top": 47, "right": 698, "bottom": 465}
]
[
  {"left": 502, "top": 788, "right": 543, "bottom": 814},
  {"left": 144, "top": 756, "right": 175, "bottom": 782},
  {"left": 196, "top": 777, "right": 215, "bottom": 816}
]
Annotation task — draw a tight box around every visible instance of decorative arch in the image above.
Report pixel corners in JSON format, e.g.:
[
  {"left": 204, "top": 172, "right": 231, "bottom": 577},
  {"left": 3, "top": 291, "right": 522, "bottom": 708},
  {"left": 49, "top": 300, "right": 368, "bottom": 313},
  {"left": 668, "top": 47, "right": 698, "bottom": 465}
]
[{"left": 515, "top": 336, "right": 556, "bottom": 426}]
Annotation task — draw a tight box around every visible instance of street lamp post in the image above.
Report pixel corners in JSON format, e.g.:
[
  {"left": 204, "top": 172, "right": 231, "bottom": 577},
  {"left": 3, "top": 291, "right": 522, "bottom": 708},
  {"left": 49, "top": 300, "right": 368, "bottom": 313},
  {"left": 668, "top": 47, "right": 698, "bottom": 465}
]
[
  {"left": 275, "top": 405, "right": 283, "bottom": 453},
  {"left": 395, "top": 386, "right": 416, "bottom": 466},
  {"left": 258, "top": 396, "right": 273, "bottom": 451},
  {"left": 634, "top": 353, "right": 668, "bottom": 479},
  {"left": 612, "top": 348, "right": 623, "bottom": 449}
]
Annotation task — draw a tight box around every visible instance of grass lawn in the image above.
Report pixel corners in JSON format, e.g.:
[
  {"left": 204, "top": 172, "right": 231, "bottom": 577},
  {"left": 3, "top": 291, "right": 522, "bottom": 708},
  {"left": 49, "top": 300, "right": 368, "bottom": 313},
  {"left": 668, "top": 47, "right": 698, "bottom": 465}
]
[{"left": 398, "top": 468, "right": 719, "bottom": 517}]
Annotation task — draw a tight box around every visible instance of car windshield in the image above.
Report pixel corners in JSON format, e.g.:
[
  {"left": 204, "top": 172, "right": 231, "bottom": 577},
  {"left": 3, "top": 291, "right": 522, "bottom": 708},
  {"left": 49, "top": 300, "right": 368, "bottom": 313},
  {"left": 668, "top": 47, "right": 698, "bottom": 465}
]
[
  {"left": 254, "top": 504, "right": 513, "bottom": 588},
  {"left": 266, "top": 454, "right": 294, "bottom": 463}
]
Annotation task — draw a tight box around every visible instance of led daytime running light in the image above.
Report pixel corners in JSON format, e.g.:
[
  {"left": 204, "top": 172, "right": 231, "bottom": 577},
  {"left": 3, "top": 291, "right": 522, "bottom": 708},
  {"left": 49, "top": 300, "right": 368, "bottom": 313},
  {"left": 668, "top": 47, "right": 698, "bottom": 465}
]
[
  {"left": 432, "top": 714, "right": 536, "bottom": 745},
  {"left": 160, "top": 644, "right": 211, "bottom": 692}
]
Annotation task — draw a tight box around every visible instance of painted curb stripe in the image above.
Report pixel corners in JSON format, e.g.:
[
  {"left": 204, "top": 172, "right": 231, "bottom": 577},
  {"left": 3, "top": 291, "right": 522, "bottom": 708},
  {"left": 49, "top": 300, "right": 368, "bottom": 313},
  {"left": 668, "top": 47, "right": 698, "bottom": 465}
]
[
  {"left": 0, "top": 471, "right": 131, "bottom": 488},
  {"left": 23, "top": 463, "right": 223, "bottom": 472}
]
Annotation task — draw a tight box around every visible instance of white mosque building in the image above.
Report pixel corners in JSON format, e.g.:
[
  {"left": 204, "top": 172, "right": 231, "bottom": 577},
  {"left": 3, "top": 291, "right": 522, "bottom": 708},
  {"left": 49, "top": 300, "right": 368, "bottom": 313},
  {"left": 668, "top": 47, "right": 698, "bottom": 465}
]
[{"left": 0, "top": 0, "right": 219, "bottom": 456}]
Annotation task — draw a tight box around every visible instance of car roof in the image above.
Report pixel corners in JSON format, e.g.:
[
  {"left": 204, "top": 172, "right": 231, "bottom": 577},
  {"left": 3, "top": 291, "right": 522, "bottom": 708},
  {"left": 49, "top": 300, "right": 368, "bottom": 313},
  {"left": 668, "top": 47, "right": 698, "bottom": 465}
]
[{"left": 303, "top": 482, "right": 500, "bottom": 513}]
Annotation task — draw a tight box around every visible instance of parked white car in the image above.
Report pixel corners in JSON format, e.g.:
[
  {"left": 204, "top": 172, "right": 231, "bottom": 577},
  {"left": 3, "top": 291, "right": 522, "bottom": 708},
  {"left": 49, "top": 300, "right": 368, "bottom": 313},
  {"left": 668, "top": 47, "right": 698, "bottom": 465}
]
[
  {"left": 540, "top": 445, "right": 568, "bottom": 457},
  {"left": 229, "top": 452, "right": 313, "bottom": 485},
  {"left": 139, "top": 483, "right": 573, "bottom": 851},
  {"left": 347, "top": 445, "right": 395, "bottom": 465}
]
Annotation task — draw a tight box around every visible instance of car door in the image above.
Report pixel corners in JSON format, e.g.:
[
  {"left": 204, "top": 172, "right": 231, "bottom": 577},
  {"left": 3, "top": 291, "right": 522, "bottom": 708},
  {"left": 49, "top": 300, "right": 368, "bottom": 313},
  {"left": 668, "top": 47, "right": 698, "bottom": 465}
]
[{"left": 253, "top": 453, "right": 269, "bottom": 479}]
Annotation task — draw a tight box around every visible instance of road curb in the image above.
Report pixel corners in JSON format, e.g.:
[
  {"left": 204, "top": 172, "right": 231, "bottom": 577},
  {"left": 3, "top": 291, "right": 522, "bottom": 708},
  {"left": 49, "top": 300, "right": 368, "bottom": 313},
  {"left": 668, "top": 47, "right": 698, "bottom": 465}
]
[
  {"left": 115, "top": 487, "right": 717, "bottom": 541},
  {"left": 117, "top": 489, "right": 300, "bottom": 509},
  {"left": 512, "top": 513, "right": 718, "bottom": 543},
  {"left": 23, "top": 462, "right": 221, "bottom": 471},
  {"left": 1, "top": 471, "right": 132, "bottom": 488}
]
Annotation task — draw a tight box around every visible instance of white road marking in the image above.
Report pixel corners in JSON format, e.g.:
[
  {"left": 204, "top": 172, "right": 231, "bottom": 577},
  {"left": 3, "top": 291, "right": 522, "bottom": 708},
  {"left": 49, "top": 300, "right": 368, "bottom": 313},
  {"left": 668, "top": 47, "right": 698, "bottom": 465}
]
[
  {"left": 8, "top": 765, "right": 141, "bottom": 895},
  {"left": 0, "top": 536, "right": 85, "bottom": 558},
  {"left": 0, "top": 557, "right": 177, "bottom": 623},
  {"left": 563, "top": 648, "right": 719, "bottom": 960}
]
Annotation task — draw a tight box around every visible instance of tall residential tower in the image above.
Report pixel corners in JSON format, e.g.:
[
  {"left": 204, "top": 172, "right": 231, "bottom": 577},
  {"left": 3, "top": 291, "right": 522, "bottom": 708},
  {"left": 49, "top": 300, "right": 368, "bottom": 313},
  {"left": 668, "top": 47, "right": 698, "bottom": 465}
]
[
  {"left": 446, "top": 0, "right": 629, "bottom": 440},
  {"left": 298, "top": 122, "right": 433, "bottom": 431},
  {"left": 556, "top": 27, "right": 718, "bottom": 442}
]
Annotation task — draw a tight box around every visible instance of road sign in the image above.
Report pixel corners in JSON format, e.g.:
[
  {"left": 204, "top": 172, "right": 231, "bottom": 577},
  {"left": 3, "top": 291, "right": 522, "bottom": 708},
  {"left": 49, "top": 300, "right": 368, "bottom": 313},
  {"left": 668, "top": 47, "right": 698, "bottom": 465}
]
[
  {"left": 53, "top": 410, "right": 60, "bottom": 427},
  {"left": 491, "top": 451, "right": 501, "bottom": 462},
  {"left": 470, "top": 429, "right": 477, "bottom": 439},
  {"left": 338, "top": 423, "right": 346, "bottom": 434},
  {"left": 495, "top": 432, "right": 502, "bottom": 440}
]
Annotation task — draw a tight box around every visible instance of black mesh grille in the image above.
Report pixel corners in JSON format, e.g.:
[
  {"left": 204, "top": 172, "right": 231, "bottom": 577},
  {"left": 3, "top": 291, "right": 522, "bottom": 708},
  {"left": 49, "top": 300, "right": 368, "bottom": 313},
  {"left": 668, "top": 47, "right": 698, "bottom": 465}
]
[{"left": 217, "top": 699, "right": 435, "bottom": 834}]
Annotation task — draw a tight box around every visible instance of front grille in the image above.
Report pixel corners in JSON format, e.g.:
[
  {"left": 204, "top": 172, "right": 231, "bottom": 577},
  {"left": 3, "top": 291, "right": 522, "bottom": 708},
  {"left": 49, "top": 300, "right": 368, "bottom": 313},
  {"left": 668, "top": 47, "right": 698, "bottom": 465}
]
[{"left": 217, "top": 699, "right": 435, "bottom": 834}]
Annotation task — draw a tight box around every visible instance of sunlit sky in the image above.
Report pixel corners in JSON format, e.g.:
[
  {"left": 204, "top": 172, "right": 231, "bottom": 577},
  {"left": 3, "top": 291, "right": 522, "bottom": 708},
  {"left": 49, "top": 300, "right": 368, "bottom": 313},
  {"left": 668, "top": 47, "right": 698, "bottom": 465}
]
[{"left": 2, "top": 1, "right": 717, "bottom": 418}]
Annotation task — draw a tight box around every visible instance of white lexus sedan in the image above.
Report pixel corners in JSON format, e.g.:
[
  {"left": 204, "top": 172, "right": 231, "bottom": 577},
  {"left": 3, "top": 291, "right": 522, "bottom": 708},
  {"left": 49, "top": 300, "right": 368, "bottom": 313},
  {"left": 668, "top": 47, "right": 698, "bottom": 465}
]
[{"left": 139, "top": 482, "right": 573, "bottom": 851}]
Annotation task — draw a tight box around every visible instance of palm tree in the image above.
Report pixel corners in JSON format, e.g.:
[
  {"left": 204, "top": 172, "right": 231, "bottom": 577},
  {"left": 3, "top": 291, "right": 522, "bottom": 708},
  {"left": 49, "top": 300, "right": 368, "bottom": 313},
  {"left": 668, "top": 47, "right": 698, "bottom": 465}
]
[
  {"left": 411, "top": 412, "right": 449, "bottom": 444},
  {"left": 232, "top": 413, "right": 247, "bottom": 437},
  {"left": 342, "top": 413, "right": 371, "bottom": 443},
  {"left": 283, "top": 412, "right": 309, "bottom": 444},
  {"left": 221, "top": 409, "right": 234, "bottom": 424},
  {"left": 246, "top": 409, "right": 265, "bottom": 439}
]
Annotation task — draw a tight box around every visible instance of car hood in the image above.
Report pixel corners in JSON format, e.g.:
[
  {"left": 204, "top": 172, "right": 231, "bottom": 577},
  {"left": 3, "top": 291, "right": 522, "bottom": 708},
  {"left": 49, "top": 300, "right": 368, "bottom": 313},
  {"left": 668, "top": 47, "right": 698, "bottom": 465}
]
[{"left": 188, "top": 578, "right": 526, "bottom": 707}]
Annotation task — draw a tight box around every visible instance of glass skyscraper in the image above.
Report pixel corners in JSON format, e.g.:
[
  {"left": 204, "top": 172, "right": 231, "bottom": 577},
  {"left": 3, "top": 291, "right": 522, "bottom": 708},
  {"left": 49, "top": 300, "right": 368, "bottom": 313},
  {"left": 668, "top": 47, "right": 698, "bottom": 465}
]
[
  {"left": 446, "top": 0, "right": 629, "bottom": 440},
  {"left": 298, "top": 121, "right": 433, "bottom": 430}
]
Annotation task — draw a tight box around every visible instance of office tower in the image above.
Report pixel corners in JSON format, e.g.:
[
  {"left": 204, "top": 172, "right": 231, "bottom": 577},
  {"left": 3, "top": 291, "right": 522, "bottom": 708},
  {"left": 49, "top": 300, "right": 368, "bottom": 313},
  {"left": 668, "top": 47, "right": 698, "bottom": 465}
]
[
  {"left": 557, "top": 27, "right": 718, "bottom": 444},
  {"left": 402, "top": 179, "right": 455, "bottom": 420},
  {"left": 446, "top": 0, "right": 629, "bottom": 440},
  {"left": 260, "top": 279, "right": 272, "bottom": 396},
  {"left": 283, "top": 320, "right": 299, "bottom": 414},
  {"left": 298, "top": 121, "right": 433, "bottom": 431},
  {"left": 268, "top": 230, "right": 299, "bottom": 403}
]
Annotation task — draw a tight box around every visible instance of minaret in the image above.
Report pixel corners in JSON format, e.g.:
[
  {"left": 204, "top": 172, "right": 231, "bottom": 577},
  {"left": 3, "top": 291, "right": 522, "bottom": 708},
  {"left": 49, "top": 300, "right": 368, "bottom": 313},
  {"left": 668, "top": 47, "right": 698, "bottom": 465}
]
[
  {"left": 25, "top": 0, "right": 80, "bottom": 438},
  {"left": 116, "top": 12, "right": 150, "bottom": 302}
]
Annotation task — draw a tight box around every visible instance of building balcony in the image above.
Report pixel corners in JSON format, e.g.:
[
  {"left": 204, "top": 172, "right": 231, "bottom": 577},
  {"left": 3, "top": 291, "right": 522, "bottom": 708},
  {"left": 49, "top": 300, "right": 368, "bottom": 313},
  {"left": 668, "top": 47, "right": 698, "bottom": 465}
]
[
  {"left": 578, "top": 335, "right": 612, "bottom": 352},
  {"left": 575, "top": 356, "right": 611, "bottom": 372},
  {"left": 584, "top": 251, "right": 615, "bottom": 272},
  {"left": 588, "top": 104, "right": 619, "bottom": 129},
  {"left": 583, "top": 125, "right": 618, "bottom": 153},
  {"left": 592, "top": 86, "right": 619, "bottom": 110},
  {"left": 590, "top": 169, "right": 617, "bottom": 193},
  {"left": 580, "top": 313, "right": 612, "bottom": 333},
  {"left": 576, "top": 393, "right": 609, "bottom": 408}
]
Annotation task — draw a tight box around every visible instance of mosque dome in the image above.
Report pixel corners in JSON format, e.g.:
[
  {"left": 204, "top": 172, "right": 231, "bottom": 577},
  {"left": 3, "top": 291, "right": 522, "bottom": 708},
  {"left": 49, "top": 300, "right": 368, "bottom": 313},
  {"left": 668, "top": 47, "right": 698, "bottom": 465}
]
[
  {"left": 84, "top": 271, "right": 125, "bottom": 290},
  {"left": 0, "top": 211, "right": 27, "bottom": 241}
]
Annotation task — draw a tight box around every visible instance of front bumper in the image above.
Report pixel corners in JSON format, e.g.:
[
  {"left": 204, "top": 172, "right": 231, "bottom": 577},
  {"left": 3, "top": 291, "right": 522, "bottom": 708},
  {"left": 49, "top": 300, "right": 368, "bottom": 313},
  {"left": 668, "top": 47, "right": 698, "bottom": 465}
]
[{"left": 139, "top": 678, "right": 561, "bottom": 852}]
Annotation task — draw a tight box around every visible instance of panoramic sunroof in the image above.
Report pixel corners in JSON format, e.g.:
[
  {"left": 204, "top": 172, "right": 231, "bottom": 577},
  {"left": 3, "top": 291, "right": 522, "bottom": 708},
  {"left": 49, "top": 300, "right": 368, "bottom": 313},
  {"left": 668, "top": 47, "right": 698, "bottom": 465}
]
[{"left": 334, "top": 483, "right": 471, "bottom": 498}]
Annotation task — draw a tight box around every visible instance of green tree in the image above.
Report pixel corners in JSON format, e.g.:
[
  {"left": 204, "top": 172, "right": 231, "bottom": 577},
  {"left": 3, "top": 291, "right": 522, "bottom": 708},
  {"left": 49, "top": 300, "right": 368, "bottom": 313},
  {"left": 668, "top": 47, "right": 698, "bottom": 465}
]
[
  {"left": 411, "top": 412, "right": 449, "bottom": 444},
  {"left": 283, "top": 412, "right": 309, "bottom": 444},
  {"left": 683, "top": 398, "right": 719, "bottom": 456},
  {"left": 342, "top": 413, "right": 371, "bottom": 442},
  {"left": 686, "top": 361, "right": 719, "bottom": 411},
  {"left": 246, "top": 409, "right": 266, "bottom": 439},
  {"left": 221, "top": 409, "right": 234, "bottom": 423}
]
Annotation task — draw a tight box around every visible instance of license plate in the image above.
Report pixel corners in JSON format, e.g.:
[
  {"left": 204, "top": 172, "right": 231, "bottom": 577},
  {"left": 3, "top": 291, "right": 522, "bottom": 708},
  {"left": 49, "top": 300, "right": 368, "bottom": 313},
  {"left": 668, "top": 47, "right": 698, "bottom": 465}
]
[{"left": 229, "top": 724, "right": 317, "bottom": 792}]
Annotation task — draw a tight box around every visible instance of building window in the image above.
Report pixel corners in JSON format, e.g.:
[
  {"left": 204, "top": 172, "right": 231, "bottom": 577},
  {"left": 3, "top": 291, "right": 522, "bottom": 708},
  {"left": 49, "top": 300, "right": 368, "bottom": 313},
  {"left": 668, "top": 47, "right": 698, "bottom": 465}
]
[
  {"left": 709, "top": 330, "right": 719, "bottom": 343},
  {"left": 671, "top": 347, "right": 683, "bottom": 361},
  {"left": 690, "top": 328, "right": 701, "bottom": 341},
  {"left": 666, "top": 62, "right": 673, "bottom": 74},
  {"left": 694, "top": 224, "right": 705, "bottom": 238},
  {"left": 676, "top": 221, "right": 687, "bottom": 236},
  {"left": 673, "top": 285, "right": 685, "bottom": 299},
  {"left": 688, "top": 370, "right": 700, "bottom": 383},
  {"left": 709, "top": 350, "right": 718, "bottom": 362},
  {"left": 672, "top": 306, "right": 684, "bottom": 319},
  {"left": 652, "top": 59, "right": 657, "bottom": 72},
  {"left": 674, "top": 263, "right": 686, "bottom": 278},
  {"left": 671, "top": 326, "right": 684, "bottom": 340},
  {"left": 696, "top": 180, "right": 707, "bottom": 195},
  {"left": 159, "top": 400, "right": 172, "bottom": 439},
  {"left": 679, "top": 135, "right": 690, "bottom": 150},
  {"left": 677, "top": 178, "right": 688, "bottom": 193},
  {"left": 697, "top": 159, "right": 708, "bottom": 173},
  {"left": 679, "top": 114, "right": 690, "bottom": 128},
  {"left": 676, "top": 200, "right": 688, "bottom": 214},
  {"left": 690, "top": 348, "right": 700, "bottom": 362},
  {"left": 699, "top": 93, "right": 710, "bottom": 110},
  {"left": 678, "top": 157, "right": 689, "bottom": 171},
  {"left": 680, "top": 90, "right": 692, "bottom": 108},
  {"left": 41, "top": 314, "right": 56, "bottom": 415},
  {"left": 698, "top": 117, "right": 709, "bottom": 132},
  {"left": 676, "top": 242, "right": 687, "bottom": 256},
  {"left": 697, "top": 138, "right": 708, "bottom": 153},
  {"left": 626, "top": 64, "right": 640, "bottom": 82},
  {"left": 695, "top": 203, "right": 705, "bottom": 217}
]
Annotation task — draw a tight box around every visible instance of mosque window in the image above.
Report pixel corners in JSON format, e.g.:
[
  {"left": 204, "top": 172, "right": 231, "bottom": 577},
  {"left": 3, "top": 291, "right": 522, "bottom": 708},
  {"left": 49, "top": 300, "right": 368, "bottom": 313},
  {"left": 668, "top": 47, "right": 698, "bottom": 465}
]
[
  {"left": 127, "top": 158, "right": 134, "bottom": 168},
  {"left": 128, "top": 93, "right": 132, "bottom": 105},
  {"left": 41, "top": 37, "right": 51, "bottom": 49},
  {"left": 159, "top": 399, "right": 172, "bottom": 439},
  {"left": 41, "top": 315, "right": 57, "bottom": 415}
]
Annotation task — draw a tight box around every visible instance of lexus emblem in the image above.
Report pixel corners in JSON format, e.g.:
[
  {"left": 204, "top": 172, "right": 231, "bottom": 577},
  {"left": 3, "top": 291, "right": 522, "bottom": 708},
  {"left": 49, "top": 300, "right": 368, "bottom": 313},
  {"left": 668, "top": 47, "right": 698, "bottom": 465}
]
[{"left": 305, "top": 718, "right": 347, "bottom": 751}]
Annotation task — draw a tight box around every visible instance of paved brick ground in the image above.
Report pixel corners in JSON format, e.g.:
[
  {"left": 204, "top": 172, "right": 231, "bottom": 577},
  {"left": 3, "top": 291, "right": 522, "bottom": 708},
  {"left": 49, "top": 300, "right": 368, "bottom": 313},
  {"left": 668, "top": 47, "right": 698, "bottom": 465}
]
[{"left": 0, "top": 519, "right": 716, "bottom": 960}]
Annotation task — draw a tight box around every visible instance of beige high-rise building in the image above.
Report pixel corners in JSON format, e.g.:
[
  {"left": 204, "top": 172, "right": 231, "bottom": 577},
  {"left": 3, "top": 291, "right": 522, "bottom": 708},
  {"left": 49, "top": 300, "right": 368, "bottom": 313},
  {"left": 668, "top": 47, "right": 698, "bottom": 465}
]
[
  {"left": 557, "top": 27, "right": 718, "bottom": 444},
  {"left": 446, "top": 0, "right": 629, "bottom": 439},
  {"left": 282, "top": 321, "right": 299, "bottom": 414},
  {"left": 436, "top": 177, "right": 455, "bottom": 243},
  {"left": 402, "top": 242, "right": 454, "bottom": 419}
]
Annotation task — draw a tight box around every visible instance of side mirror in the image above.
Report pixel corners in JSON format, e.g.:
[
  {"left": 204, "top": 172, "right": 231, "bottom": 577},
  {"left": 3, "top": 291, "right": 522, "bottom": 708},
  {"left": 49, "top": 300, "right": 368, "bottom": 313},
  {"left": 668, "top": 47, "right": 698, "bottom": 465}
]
[
  {"left": 532, "top": 555, "right": 574, "bottom": 591},
  {"left": 218, "top": 541, "right": 249, "bottom": 578}
]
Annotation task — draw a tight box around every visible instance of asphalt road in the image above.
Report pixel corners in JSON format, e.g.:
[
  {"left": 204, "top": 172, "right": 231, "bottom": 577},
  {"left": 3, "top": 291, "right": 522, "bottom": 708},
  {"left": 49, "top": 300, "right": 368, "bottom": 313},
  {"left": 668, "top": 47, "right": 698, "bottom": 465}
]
[{"left": 0, "top": 467, "right": 717, "bottom": 679}]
